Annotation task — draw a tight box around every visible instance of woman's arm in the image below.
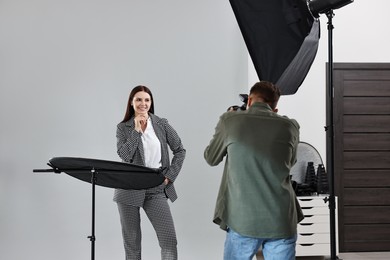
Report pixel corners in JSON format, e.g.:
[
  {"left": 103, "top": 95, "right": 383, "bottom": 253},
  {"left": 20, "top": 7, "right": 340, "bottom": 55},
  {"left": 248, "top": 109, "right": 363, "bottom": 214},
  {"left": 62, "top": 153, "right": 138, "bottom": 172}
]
[
  {"left": 116, "top": 122, "right": 142, "bottom": 163},
  {"left": 163, "top": 120, "right": 186, "bottom": 182}
]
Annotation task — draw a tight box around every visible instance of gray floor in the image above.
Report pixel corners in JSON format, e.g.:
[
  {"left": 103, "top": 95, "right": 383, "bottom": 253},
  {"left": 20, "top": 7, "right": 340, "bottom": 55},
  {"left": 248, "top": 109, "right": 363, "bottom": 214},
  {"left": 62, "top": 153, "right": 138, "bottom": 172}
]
[
  {"left": 298, "top": 252, "right": 390, "bottom": 260},
  {"left": 256, "top": 252, "right": 390, "bottom": 260}
]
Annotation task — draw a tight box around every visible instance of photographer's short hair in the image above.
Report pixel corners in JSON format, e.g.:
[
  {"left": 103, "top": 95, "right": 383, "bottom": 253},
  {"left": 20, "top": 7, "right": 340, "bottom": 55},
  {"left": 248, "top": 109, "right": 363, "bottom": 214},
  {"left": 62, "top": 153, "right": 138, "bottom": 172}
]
[{"left": 249, "top": 81, "right": 281, "bottom": 109}]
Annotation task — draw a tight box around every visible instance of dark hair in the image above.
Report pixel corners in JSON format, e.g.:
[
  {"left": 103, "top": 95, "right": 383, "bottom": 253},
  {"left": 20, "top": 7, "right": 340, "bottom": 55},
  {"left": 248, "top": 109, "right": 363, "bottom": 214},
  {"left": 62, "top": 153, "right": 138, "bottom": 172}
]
[
  {"left": 121, "top": 85, "right": 155, "bottom": 123},
  {"left": 249, "top": 81, "right": 281, "bottom": 109}
]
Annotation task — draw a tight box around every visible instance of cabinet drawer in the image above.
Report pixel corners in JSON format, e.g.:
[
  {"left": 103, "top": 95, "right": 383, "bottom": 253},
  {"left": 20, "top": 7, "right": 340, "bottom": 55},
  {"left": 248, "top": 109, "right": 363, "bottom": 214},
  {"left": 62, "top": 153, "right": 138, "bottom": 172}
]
[
  {"left": 298, "top": 223, "right": 330, "bottom": 233},
  {"left": 298, "top": 197, "right": 328, "bottom": 207},
  {"left": 298, "top": 233, "right": 330, "bottom": 243},
  {"left": 300, "top": 215, "right": 329, "bottom": 223},
  {"left": 296, "top": 243, "right": 331, "bottom": 256},
  {"left": 301, "top": 206, "right": 329, "bottom": 215}
]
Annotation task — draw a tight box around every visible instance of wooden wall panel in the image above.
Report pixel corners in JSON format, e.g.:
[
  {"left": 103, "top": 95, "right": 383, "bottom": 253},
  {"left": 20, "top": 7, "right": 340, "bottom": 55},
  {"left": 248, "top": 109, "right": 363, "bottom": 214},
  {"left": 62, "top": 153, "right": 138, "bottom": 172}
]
[
  {"left": 344, "top": 81, "right": 390, "bottom": 96},
  {"left": 344, "top": 169, "right": 390, "bottom": 187},
  {"left": 344, "top": 97, "right": 390, "bottom": 114},
  {"left": 332, "top": 63, "right": 390, "bottom": 252},
  {"left": 343, "top": 188, "right": 390, "bottom": 205},
  {"left": 344, "top": 225, "right": 390, "bottom": 241},
  {"left": 343, "top": 134, "right": 390, "bottom": 150},
  {"left": 344, "top": 206, "right": 390, "bottom": 224},
  {"left": 343, "top": 115, "right": 390, "bottom": 132},
  {"left": 344, "top": 151, "right": 390, "bottom": 169},
  {"left": 344, "top": 241, "right": 390, "bottom": 252}
]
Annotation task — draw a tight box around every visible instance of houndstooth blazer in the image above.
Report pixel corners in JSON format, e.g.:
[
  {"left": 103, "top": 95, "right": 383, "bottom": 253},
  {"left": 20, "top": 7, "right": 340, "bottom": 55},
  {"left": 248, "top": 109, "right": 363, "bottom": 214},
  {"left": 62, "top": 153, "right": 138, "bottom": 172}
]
[{"left": 113, "top": 113, "right": 186, "bottom": 207}]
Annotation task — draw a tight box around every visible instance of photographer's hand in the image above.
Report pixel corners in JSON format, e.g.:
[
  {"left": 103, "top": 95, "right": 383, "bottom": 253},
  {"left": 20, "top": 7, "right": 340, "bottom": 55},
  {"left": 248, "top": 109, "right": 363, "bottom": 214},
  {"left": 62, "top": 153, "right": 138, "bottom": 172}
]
[{"left": 227, "top": 105, "right": 238, "bottom": 112}]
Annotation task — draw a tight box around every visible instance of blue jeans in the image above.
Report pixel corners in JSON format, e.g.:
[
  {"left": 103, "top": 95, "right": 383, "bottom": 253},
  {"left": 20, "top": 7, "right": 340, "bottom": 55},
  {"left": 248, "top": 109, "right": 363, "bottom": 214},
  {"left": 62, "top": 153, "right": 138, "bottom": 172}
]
[{"left": 223, "top": 228, "right": 297, "bottom": 260}]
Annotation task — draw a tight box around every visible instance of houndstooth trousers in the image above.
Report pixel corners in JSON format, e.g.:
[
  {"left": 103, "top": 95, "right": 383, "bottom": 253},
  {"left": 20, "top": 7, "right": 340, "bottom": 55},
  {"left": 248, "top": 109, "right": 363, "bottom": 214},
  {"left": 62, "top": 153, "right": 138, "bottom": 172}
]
[{"left": 117, "top": 190, "right": 178, "bottom": 260}]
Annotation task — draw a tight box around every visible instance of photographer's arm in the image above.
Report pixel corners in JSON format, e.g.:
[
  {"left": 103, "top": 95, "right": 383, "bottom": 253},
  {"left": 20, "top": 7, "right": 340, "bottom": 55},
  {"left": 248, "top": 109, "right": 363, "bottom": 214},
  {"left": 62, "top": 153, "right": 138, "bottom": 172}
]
[{"left": 204, "top": 116, "right": 227, "bottom": 166}]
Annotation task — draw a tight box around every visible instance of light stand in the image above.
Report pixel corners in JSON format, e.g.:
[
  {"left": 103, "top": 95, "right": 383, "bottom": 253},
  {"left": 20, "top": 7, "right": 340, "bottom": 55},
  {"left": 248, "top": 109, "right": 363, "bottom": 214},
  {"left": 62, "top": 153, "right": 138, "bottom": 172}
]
[
  {"left": 307, "top": 1, "right": 353, "bottom": 259},
  {"left": 325, "top": 9, "right": 338, "bottom": 260}
]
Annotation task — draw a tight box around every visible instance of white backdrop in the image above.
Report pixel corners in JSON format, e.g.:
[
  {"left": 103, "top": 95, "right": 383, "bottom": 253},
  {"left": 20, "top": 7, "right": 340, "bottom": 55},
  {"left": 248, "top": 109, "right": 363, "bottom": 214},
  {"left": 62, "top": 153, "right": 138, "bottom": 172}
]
[{"left": 1, "top": 1, "right": 389, "bottom": 259}]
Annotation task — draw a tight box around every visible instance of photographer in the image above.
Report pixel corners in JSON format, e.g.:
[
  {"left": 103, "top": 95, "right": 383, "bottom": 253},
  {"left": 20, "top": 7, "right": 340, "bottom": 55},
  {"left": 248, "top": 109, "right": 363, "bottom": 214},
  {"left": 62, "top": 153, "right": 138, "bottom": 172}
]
[{"left": 204, "top": 81, "right": 303, "bottom": 260}]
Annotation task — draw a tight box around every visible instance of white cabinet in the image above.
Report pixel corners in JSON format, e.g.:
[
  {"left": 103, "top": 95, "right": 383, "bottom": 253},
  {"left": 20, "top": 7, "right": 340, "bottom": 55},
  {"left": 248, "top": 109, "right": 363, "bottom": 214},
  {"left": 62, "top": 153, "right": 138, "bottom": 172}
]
[{"left": 296, "top": 195, "right": 338, "bottom": 256}]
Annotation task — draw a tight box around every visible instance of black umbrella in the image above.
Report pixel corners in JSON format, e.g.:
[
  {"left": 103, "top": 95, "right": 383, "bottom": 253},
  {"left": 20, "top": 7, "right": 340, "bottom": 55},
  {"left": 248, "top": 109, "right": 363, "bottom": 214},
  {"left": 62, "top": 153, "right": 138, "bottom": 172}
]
[{"left": 33, "top": 157, "right": 165, "bottom": 260}]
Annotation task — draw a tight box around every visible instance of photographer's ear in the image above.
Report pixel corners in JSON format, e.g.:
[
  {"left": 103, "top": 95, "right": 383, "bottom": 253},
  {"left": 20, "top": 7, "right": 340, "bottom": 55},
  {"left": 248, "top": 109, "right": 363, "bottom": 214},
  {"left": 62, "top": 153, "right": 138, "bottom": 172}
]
[{"left": 247, "top": 96, "right": 253, "bottom": 108}]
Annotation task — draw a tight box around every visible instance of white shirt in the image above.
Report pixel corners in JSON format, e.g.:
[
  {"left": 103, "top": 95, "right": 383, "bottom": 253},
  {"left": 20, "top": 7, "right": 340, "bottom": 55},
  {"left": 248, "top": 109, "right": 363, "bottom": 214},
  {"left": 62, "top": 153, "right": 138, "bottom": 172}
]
[{"left": 141, "top": 118, "right": 162, "bottom": 168}]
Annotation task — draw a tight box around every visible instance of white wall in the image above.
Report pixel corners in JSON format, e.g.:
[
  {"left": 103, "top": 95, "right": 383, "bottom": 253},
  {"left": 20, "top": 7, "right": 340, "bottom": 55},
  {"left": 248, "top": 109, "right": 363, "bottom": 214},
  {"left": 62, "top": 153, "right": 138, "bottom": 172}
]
[
  {"left": 270, "top": 0, "right": 390, "bottom": 163},
  {"left": 0, "top": 1, "right": 389, "bottom": 259}
]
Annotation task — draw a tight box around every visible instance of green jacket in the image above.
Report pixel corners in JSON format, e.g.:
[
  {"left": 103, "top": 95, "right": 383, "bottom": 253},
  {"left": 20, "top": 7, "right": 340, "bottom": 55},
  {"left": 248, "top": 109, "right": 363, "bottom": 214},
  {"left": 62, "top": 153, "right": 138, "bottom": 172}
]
[{"left": 204, "top": 102, "right": 302, "bottom": 238}]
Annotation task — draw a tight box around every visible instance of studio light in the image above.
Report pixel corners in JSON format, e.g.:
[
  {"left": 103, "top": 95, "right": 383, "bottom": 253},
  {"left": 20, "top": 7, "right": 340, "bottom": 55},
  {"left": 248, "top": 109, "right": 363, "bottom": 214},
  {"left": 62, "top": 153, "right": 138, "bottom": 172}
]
[
  {"left": 307, "top": 0, "right": 354, "bottom": 18},
  {"left": 229, "top": 0, "right": 320, "bottom": 95}
]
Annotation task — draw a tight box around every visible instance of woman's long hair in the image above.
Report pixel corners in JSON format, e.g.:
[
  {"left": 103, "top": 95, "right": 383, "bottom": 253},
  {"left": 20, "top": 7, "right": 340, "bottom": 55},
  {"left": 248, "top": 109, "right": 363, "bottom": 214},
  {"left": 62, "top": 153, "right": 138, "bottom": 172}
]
[{"left": 121, "top": 85, "right": 155, "bottom": 123}]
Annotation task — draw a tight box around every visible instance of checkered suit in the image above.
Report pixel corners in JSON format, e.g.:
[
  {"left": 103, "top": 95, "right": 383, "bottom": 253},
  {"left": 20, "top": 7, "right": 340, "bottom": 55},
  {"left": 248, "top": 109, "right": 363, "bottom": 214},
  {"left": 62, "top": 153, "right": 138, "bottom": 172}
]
[{"left": 114, "top": 113, "right": 185, "bottom": 260}]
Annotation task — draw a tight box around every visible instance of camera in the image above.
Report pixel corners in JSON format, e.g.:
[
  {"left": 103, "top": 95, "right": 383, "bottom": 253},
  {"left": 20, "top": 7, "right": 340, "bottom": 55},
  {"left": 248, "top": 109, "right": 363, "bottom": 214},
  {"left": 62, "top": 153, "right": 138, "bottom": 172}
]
[{"left": 227, "top": 94, "right": 248, "bottom": 111}]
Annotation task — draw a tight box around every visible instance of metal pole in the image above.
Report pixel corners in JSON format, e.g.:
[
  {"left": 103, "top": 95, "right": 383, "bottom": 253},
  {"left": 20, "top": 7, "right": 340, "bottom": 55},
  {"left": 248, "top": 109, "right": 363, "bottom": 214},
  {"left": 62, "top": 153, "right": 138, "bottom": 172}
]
[
  {"left": 325, "top": 10, "right": 339, "bottom": 260},
  {"left": 88, "top": 168, "right": 96, "bottom": 260}
]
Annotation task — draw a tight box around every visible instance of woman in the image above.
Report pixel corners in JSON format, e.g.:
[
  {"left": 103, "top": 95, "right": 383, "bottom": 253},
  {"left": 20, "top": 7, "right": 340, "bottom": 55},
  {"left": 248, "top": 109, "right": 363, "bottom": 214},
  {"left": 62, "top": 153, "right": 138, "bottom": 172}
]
[{"left": 114, "top": 85, "right": 186, "bottom": 260}]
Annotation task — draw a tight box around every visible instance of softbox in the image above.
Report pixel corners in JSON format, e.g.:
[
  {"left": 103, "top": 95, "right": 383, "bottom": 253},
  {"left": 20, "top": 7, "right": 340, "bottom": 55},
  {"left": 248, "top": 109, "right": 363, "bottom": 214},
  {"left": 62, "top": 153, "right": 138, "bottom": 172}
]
[{"left": 229, "top": 0, "right": 320, "bottom": 95}]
